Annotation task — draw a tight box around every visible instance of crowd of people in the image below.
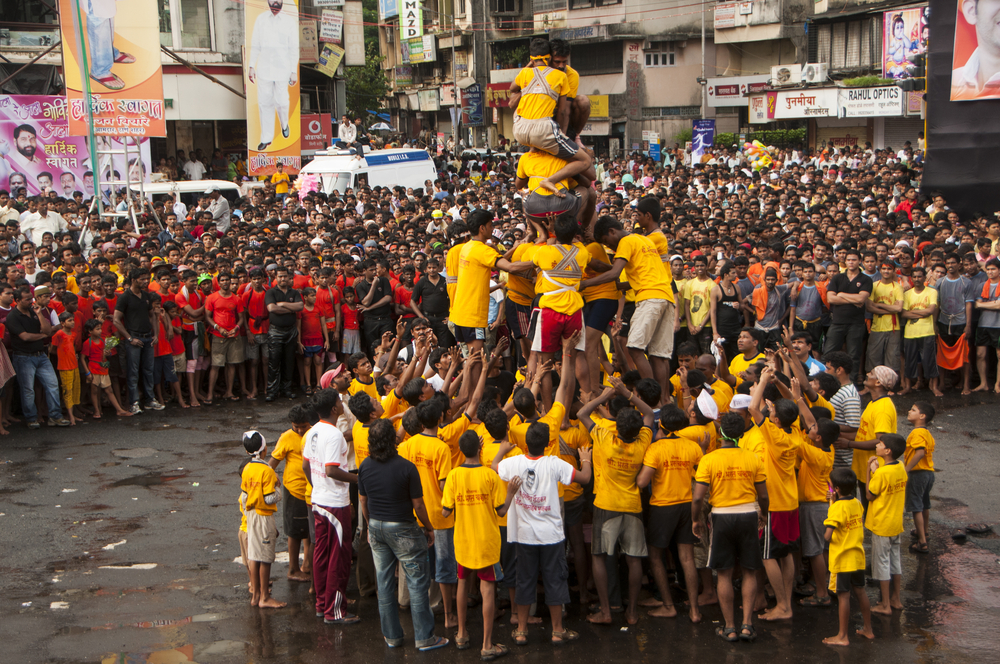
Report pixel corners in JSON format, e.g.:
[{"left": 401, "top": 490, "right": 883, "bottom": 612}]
[{"left": 0, "top": 35, "right": 979, "bottom": 657}]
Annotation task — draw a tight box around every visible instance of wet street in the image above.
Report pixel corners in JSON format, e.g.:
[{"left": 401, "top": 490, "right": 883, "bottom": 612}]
[{"left": 2, "top": 393, "right": 999, "bottom": 664}]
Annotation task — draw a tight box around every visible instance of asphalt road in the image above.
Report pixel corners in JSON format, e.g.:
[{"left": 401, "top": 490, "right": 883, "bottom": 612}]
[{"left": 2, "top": 392, "right": 999, "bottom": 664}]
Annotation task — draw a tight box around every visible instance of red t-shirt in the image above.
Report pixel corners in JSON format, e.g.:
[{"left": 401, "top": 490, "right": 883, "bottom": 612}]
[
  {"left": 51, "top": 329, "right": 78, "bottom": 371},
  {"left": 293, "top": 274, "right": 313, "bottom": 290},
  {"left": 298, "top": 304, "right": 324, "bottom": 346},
  {"left": 169, "top": 317, "right": 184, "bottom": 355},
  {"left": 394, "top": 284, "right": 414, "bottom": 318},
  {"left": 335, "top": 275, "right": 356, "bottom": 296},
  {"left": 175, "top": 289, "right": 204, "bottom": 331},
  {"left": 155, "top": 319, "right": 173, "bottom": 357},
  {"left": 82, "top": 338, "right": 108, "bottom": 375},
  {"left": 77, "top": 295, "right": 93, "bottom": 322},
  {"left": 205, "top": 291, "right": 243, "bottom": 337},
  {"left": 241, "top": 288, "right": 270, "bottom": 335},
  {"left": 341, "top": 303, "right": 359, "bottom": 330},
  {"left": 317, "top": 286, "right": 340, "bottom": 331}
]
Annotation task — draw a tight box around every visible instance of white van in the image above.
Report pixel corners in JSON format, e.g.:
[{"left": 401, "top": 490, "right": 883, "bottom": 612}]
[{"left": 299, "top": 148, "right": 437, "bottom": 195}]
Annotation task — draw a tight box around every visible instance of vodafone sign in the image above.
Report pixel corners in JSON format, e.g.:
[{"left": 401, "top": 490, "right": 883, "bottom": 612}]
[
  {"left": 706, "top": 75, "right": 770, "bottom": 107},
  {"left": 301, "top": 113, "right": 332, "bottom": 150}
]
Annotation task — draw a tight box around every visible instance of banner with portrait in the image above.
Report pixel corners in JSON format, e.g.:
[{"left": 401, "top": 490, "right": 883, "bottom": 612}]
[
  {"left": 0, "top": 95, "right": 150, "bottom": 198},
  {"left": 58, "top": 0, "right": 166, "bottom": 138},
  {"left": 951, "top": 0, "right": 1000, "bottom": 100},
  {"left": 883, "top": 7, "right": 928, "bottom": 80},
  {"left": 245, "top": 0, "right": 302, "bottom": 175}
]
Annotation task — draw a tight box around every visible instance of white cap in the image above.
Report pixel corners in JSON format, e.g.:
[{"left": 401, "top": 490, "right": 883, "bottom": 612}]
[
  {"left": 729, "top": 394, "right": 752, "bottom": 410},
  {"left": 204, "top": 185, "right": 220, "bottom": 194}
]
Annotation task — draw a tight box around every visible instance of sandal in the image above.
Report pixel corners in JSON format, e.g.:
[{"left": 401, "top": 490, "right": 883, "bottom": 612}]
[
  {"left": 455, "top": 635, "right": 471, "bottom": 650},
  {"left": 951, "top": 529, "right": 968, "bottom": 542},
  {"left": 551, "top": 628, "right": 579, "bottom": 645},
  {"left": 739, "top": 624, "right": 757, "bottom": 642},
  {"left": 480, "top": 643, "right": 509, "bottom": 661},
  {"left": 967, "top": 523, "right": 993, "bottom": 534},
  {"left": 909, "top": 542, "right": 929, "bottom": 554},
  {"left": 511, "top": 629, "right": 528, "bottom": 646},
  {"left": 799, "top": 595, "right": 832, "bottom": 607},
  {"left": 716, "top": 626, "right": 738, "bottom": 643}
]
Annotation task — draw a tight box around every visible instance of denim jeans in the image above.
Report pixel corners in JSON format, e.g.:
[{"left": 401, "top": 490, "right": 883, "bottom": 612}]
[
  {"left": 368, "top": 520, "right": 436, "bottom": 648},
  {"left": 824, "top": 322, "right": 867, "bottom": 385},
  {"left": 85, "top": 9, "right": 118, "bottom": 79},
  {"left": 266, "top": 325, "right": 298, "bottom": 399},
  {"left": 11, "top": 354, "right": 63, "bottom": 422},
  {"left": 124, "top": 335, "right": 155, "bottom": 406}
]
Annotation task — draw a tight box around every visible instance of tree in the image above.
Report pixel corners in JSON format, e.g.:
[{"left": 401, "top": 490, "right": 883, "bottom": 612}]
[{"left": 344, "top": 41, "right": 389, "bottom": 120}]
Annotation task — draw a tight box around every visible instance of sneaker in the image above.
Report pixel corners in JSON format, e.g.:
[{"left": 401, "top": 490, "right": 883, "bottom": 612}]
[
  {"left": 144, "top": 400, "right": 165, "bottom": 411},
  {"left": 130, "top": 403, "right": 143, "bottom": 415},
  {"left": 48, "top": 417, "right": 71, "bottom": 427},
  {"left": 27, "top": 420, "right": 41, "bottom": 430}
]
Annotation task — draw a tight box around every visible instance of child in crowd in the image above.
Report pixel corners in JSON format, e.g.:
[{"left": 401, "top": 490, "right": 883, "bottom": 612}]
[
  {"left": 81, "top": 319, "right": 130, "bottom": 418},
  {"left": 341, "top": 286, "right": 361, "bottom": 356},
  {"left": 240, "top": 430, "right": 286, "bottom": 609},
  {"left": 51, "top": 311, "right": 81, "bottom": 425},
  {"left": 866, "top": 433, "right": 909, "bottom": 615},
  {"left": 270, "top": 404, "right": 316, "bottom": 582},
  {"left": 904, "top": 401, "right": 936, "bottom": 553}
]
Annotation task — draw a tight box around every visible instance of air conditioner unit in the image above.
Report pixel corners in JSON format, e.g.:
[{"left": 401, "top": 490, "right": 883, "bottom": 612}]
[
  {"left": 770, "top": 64, "right": 802, "bottom": 86},
  {"left": 801, "top": 62, "right": 829, "bottom": 84}
]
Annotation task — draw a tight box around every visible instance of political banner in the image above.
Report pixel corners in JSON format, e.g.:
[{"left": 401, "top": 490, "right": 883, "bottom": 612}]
[
  {"left": 58, "top": 0, "right": 165, "bottom": 138},
  {"left": 883, "top": 7, "right": 928, "bottom": 80},
  {"left": 316, "top": 43, "right": 346, "bottom": 78},
  {"left": 460, "top": 84, "right": 484, "bottom": 127},
  {"left": 951, "top": 0, "right": 1000, "bottom": 100},
  {"left": 691, "top": 119, "right": 715, "bottom": 159},
  {"left": 320, "top": 9, "right": 344, "bottom": 44},
  {"left": 245, "top": 0, "right": 301, "bottom": 175},
  {"left": 0, "top": 95, "right": 150, "bottom": 198}
]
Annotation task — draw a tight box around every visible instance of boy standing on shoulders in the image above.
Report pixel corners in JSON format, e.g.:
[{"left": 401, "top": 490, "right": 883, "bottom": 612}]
[{"left": 240, "top": 430, "right": 286, "bottom": 608}]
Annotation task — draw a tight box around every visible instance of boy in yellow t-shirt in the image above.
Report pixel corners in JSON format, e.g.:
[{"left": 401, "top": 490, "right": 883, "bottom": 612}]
[
  {"left": 240, "top": 431, "right": 286, "bottom": 609},
  {"left": 822, "top": 468, "right": 874, "bottom": 646},
  {"left": 865, "top": 261, "right": 903, "bottom": 373},
  {"left": 268, "top": 405, "right": 314, "bottom": 582},
  {"left": 900, "top": 266, "right": 940, "bottom": 396},
  {"left": 866, "top": 433, "right": 908, "bottom": 616},
  {"left": 270, "top": 163, "right": 290, "bottom": 199},
  {"left": 844, "top": 365, "right": 898, "bottom": 510},
  {"left": 904, "top": 401, "right": 936, "bottom": 553},
  {"left": 442, "top": 431, "right": 520, "bottom": 659}
]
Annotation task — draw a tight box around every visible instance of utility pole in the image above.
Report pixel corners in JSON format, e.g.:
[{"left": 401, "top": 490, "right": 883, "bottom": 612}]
[{"left": 701, "top": 2, "right": 707, "bottom": 119}]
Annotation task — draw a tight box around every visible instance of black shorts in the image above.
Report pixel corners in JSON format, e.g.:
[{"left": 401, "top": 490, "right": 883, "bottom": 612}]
[
  {"left": 282, "top": 486, "right": 310, "bottom": 540},
  {"left": 583, "top": 298, "right": 618, "bottom": 332},
  {"left": 498, "top": 526, "right": 517, "bottom": 590},
  {"left": 515, "top": 542, "right": 570, "bottom": 606},
  {"left": 617, "top": 301, "right": 636, "bottom": 338},
  {"left": 505, "top": 299, "right": 532, "bottom": 339},
  {"left": 833, "top": 570, "right": 865, "bottom": 594},
  {"left": 708, "top": 511, "right": 762, "bottom": 571},
  {"left": 454, "top": 324, "right": 485, "bottom": 344},
  {"left": 563, "top": 496, "right": 586, "bottom": 529},
  {"left": 647, "top": 502, "right": 695, "bottom": 548},
  {"left": 975, "top": 327, "right": 1000, "bottom": 348}
]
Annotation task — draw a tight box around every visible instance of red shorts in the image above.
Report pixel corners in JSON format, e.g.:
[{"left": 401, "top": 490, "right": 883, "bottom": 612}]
[
  {"left": 530, "top": 308, "right": 585, "bottom": 354},
  {"left": 457, "top": 562, "right": 502, "bottom": 582}
]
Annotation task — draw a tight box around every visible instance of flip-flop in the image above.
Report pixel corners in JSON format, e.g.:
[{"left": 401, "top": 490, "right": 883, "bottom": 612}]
[
  {"left": 799, "top": 595, "right": 832, "bottom": 607},
  {"left": 966, "top": 523, "right": 993, "bottom": 534},
  {"left": 909, "top": 542, "right": 929, "bottom": 554},
  {"left": 417, "top": 636, "right": 449, "bottom": 651},
  {"left": 90, "top": 73, "right": 124, "bottom": 90},
  {"left": 114, "top": 52, "right": 136, "bottom": 63},
  {"left": 951, "top": 529, "right": 967, "bottom": 542}
]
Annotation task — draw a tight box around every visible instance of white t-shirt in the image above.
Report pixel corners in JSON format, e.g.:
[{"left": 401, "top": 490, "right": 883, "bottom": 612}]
[
  {"left": 425, "top": 373, "right": 445, "bottom": 392},
  {"left": 498, "top": 454, "right": 576, "bottom": 545},
  {"left": 183, "top": 160, "right": 206, "bottom": 181},
  {"left": 303, "top": 420, "right": 350, "bottom": 508}
]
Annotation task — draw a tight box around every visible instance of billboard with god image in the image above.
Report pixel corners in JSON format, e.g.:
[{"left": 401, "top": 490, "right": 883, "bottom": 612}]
[{"left": 58, "top": 0, "right": 166, "bottom": 137}]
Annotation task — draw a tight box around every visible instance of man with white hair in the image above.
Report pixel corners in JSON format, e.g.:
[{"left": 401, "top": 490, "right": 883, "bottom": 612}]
[{"left": 248, "top": 0, "right": 299, "bottom": 151}]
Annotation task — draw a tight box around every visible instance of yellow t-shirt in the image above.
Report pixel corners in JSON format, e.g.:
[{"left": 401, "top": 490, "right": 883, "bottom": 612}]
[
  {"left": 445, "top": 242, "right": 465, "bottom": 302},
  {"left": 592, "top": 425, "right": 652, "bottom": 513},
  {"left": 729, "top": 351, "right": 765, "bottom": 376},
  {"left": 513, "top": 65, "right": 567, "bottom": 120},
  {"left": 558, "top": 421, "right": 589, "bottom": 502},
  {"left": 582, "top": 242, "right": 619, "bottom": 302},
  {"left": 510, "top": 402, "right": 566, "bottom": 457},
  {"left": 796, "top": 441, "right": 834, "bottom": 503},
  {"left": 441, "top": 465, "right": 506, "bottom": 569},
  {"left": 739, "top": 424, "right": 767, "bottom": 465},
  {"left": 682, "top": 277, "right": 715, "bottom": 328},
  {"left": 352, "top": 420, "right": 373, "bottom": 468},
  {"left": 240, "top": 459, "right": 278, "bottom": 515},
  {"left": 674, "top": 278, "right": 688, "bottom": 326},
  {"left": 348, "top": 377, "right": 378, "bottom": 400},
  {"left": 271, "top": 429, "right": 311, "bottom": 502},
  {"left": 613, "top": 234, "right": 673, "bottom": 302},
  {"left": 239, "top": 492, "right": 248, "bottom": 532},
  {"left": 564, "top": 65, "right": 579, "bottom": 97},
  {"left": 645, "top": 229, "right": 674, "bottom": 270},
  {"left": 452, "top": 240, "right": 500, "bottom": 328},
  {"left": 865, "top": 460, "right": 908, "bottom": 536},
  {"left": 853, "top": 396, "right": 897, "bottom": 481},
  {"left": 507, "top": 242, "right": 540, "bottom": 306},
  {"left": 533, "top": 242, "right": 588, "bottom": 315},
  {"left": 642, "top": 434, "right": 704, "bottom": 506},
  {"left": 398, "top": 432, "right": 455, "bottom": 530},
  {"left": 694, "top": 446, "right": 766, "bottom": 507},
  {"left": 870, "top": 281, "right": 903, "bottom": 332},
  {"left": 480, "top": 437, "right": 524, "bottom": 526},
  {"left": 271, "top": 172, "right": 290, "bottom": 195},
  {"left": 759, "top": 418, "right": 802, "bottom": 512},
  {"left": 516, "top": 151, "right": 578, "bottom": 196},
  {"left": 677, "top": 423, "right": 718, "bottom": 454},
  {"left": 440, "top": 413, "right": 473, "bottom": 469},
  {"left": 806, "top": 392, "right": 836, "bottom": 419},
  {"left": 903, "top": 287, "right": 937, "bottom": 338},
  {"left": 381, "top": 388, "right": 408, "bottom": 421},
  {"left": 824, "top": 497, "right": 866, "bottom": 575},
  {"left": 904, "top": 427, "right": 935, "bottom": 472}
]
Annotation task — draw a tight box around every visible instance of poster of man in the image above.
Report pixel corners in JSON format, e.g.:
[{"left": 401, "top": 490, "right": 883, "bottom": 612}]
[
  {"left": 245, "top": 0, "right": 302, "bottom": 176},
  {"left": 952, "top": 0, "right": 1000, "bottom": 99},
  {"left": 883, "top": 7, "right": 928, "bottom": 79},
  {"left": 57, "top": 0, "right": 166, "bottom": 137}
]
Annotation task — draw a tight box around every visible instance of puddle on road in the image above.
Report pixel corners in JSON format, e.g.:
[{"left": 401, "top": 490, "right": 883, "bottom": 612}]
[
  {"left": 110, "top": 472, "right": 188, "bottom": 488},
  {"left": 59, "top": 613, "right": 223, "bottom": 636},
  {"left": 99, "top": 641, "right": 244, "bottom": 664}
]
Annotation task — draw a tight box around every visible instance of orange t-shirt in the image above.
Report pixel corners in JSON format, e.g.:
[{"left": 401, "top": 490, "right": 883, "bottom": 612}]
[{"left": 51, "top": 329, "right": 78, "bottom": 371}]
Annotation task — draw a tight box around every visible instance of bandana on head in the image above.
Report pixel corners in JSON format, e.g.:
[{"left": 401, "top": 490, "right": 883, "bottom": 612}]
[
  {"left": 872, "top": 366, "right": 898, "bottom": 390},
  {"left": 243, "top": 430, "right": 266, "bottom": 455},
  {"left": 696, "top": 389, "right": 719, "bottom": 420}
]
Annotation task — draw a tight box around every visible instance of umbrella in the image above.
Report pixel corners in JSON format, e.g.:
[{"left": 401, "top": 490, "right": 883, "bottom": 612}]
[{"left": 369, "top": 122, "right": 394, "bottom": 131}]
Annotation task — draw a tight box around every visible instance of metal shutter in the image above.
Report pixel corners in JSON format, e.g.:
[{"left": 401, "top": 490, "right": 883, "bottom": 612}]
[{"left": 883, "top": 118, "right": 923, "bottom": 152}]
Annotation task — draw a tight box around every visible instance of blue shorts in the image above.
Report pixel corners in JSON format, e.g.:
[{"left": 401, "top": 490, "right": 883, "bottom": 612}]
[
  {"left": 153, "top": 354, "right": 178, "bottom": 384},
  {"left": 303, "top": 345, "right": 324, "bottom": 358},
  {"left": 432, "top": 527, "right": 458, "bottom": 584},
  {"left": 584, "top": 298, "right": 618, "bottom": 332},
  {"left": 905, "top": 469, "right": 935, "bottom": 513},
  {"left": 454, "top": 325, "right": 485, "bottom": 344}
]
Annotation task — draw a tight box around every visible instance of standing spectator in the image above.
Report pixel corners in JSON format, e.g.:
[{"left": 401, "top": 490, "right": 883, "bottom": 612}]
[
  {"left": 824, "top": 249, "right": 872, "bottom": 385},
  {"left": 113, "top": 268, "right": 164, "bottom": 414},
  {"left": 6, "top": 287, "right": 69, "bottom": 428},
  {"left": 354, "top": 259, "right": 394, "bottom": 357},
  {"left": 210, "top": 149, "right": 228, "bottom": 180},
  {"left": 270, "top": 163, "right": 291, "bottom": 202},
  {"left": 264, "top": 266, "right": 303, "bottom": 401},
  {"left": 204, "top": 186, "right": 232, "bottom": 233}
]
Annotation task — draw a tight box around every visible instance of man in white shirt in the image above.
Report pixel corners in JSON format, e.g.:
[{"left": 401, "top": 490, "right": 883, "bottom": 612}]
[
  {"left": 205, "top": 186, "right": 232, "bottom": 232},
  {"left": 166, "top": 194, "right": 188, "bottom": 220},
  {"left": 248, "top": 0, "right": 299, "bottom": 151},
  {"left": 302, "top": 389, "right": 360, "bottom": 624},
  {"left": 0, "top": 190, "right": 19, "bottom": 225},
  {"left": 183, "top": 159, "right": 206, "bottom": 181},
  {"left": 337, "top": 115, "right": 358, "bottom": 152},
  {"left": 21, "top": 199, "right": 68, "bottom": 243}
]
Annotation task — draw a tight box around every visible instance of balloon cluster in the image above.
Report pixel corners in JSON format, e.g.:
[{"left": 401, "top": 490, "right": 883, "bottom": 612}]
[
  {"left": 297, "top": 173, "right": 320, "bottom": 200},
  {"left": 743, "top": 140, "right": 776, "bottom": 171}
]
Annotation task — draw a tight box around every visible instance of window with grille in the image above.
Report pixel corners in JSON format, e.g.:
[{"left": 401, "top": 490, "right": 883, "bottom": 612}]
[
  {"left": 490, "top": 0, "right": 518, "bottom": 13},
  {"left": 573, "top": 40, "right": 623, "bottom": 75},
  {"left": 645, "top": 41, "right": 675, "bottom": 67},
  {"left": 642, "top": 106, "right": 700, "bottom": 118},
  {"left": 811, "top": 16, "right": 883, "bottom": 71},
  {"left": 533, "top": 0, "right": 568, "bottom": 13},
  {"left": 570, "top": 0, "right": 595, "bottom": 7},
  {"left": 831, "top": 23, "right": 846, "bottom": 68}
]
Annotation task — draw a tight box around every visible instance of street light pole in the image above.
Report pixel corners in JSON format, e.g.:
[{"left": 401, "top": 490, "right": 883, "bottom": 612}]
[
  {"left": 701, "top": 3, "right": 707, "bottom": 119},
  {"left": 451, "top": 11, "right": 457, "bottom": 146}
]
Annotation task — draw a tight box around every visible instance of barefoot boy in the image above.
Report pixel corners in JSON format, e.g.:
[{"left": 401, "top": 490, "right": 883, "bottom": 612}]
[
  {"left": 269, "top": 404, "right": 315, "bottom": 582},
  {"left": 241, "top": 430, "right": 287, "bottom": 608},
  {"left": 822, "top": 468, "right": 874, "bottom": 646},
  {"left": 866, "top": 433, "right": 908, "bottom": 615}
]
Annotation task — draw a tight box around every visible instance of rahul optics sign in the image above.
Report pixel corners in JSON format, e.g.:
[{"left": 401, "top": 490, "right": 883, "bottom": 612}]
[{"left": 837, "top": 86, "right": 903, "bottom": 118}]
